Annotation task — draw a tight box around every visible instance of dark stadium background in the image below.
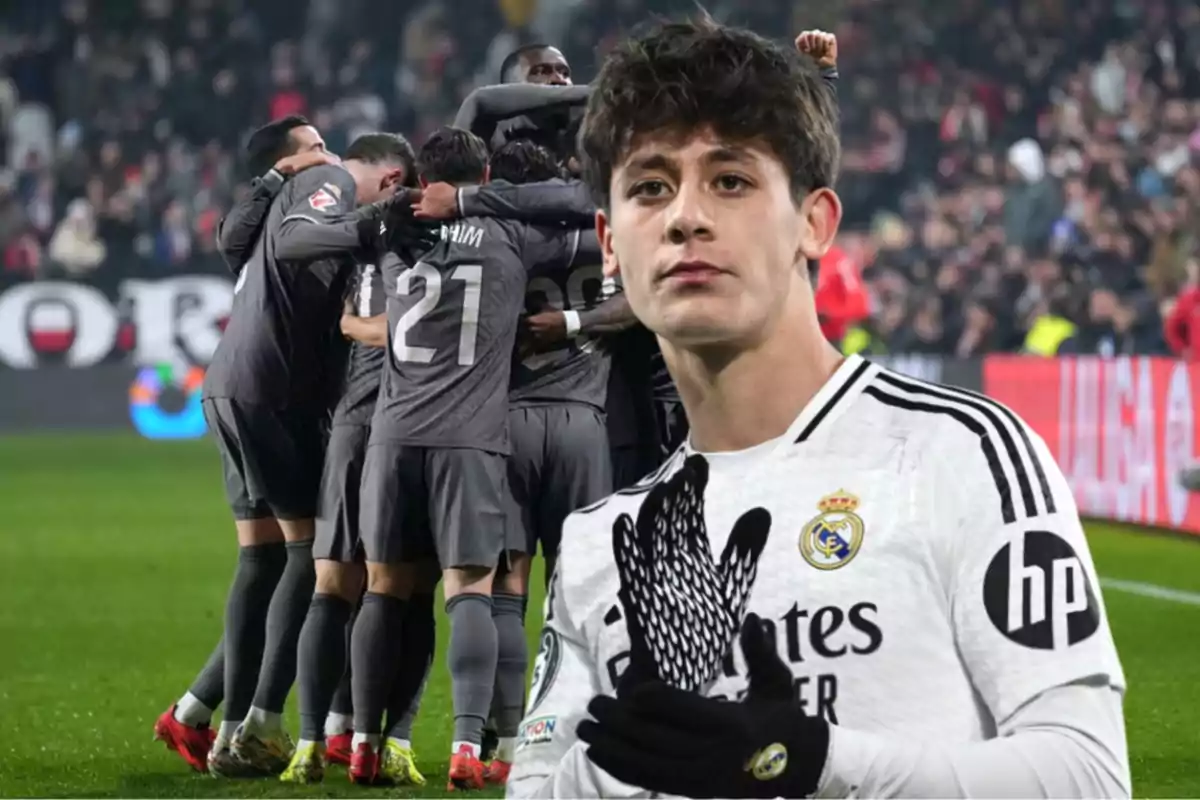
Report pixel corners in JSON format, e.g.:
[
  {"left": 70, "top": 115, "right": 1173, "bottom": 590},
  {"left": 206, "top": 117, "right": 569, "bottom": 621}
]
[{"left": 2, "top": 0, "right": 1200, "bottom": 796}]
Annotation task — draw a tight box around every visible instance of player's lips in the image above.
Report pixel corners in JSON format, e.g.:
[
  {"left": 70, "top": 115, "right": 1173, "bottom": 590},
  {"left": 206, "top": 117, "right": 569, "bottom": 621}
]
[{"left": 660, "top": 260, "right": 729, "bottom": 285}]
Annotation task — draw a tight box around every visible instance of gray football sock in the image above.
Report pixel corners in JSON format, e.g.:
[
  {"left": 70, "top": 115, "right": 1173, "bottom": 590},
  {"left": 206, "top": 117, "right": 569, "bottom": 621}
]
[
  {"left": 329, "top": 604, "right": 357, "bottom": 717},
  {"left": 386, "top": 592, "right": 436, "bottom": 740},
  {"left": 350, "top": 592, "right": 407, "bottom": 737},
  {"left": 446, "top": 592, "right": 497, "bottom": 745},
  {"left": 296, "top": 593, "right": 353, "bottom": 742},
  {"left": 251, "top": 539, "right": 316, "bottom": 714},
  {"left": 491, "top": 592, "right": 528, "bottom": 739},
  {"left": 188, "top": 634, "right": 225, "bottom": 710},
  {"left": 223, "top": 542, "right": 287, "bottom": 723}
]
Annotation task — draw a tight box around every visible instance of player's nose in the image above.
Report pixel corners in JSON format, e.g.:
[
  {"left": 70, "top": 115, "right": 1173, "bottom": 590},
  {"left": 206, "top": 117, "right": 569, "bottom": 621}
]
[{"left": 664, "top": 183, "right": 715, "bottom": 244}]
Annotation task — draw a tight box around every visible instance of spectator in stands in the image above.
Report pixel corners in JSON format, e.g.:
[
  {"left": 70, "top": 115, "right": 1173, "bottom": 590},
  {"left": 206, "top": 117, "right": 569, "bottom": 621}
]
[
  {"left": 1165, "top": 259, "right": 1200, "bottom": 361},
  {"left": 1004, "top": 138, "right": 1064, "bottom": 252},
  {"left": 153, "top": 200, "right": 193, "bottom": 269},
  {"left": 0, "top": 0, "right": 1194, "bottom": 363},
  {"left": 48, "top": 198, "right": 105, "bottom": 277},
  {"left": 1023, "top": 290, "right": 1079, "bottom": 357}
]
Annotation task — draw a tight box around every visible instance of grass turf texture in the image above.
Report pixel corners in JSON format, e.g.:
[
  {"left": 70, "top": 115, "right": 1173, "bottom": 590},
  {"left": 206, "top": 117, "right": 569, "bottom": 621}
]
[{"left": 1, "top": 433, "right": 1198, "bottom": 797}]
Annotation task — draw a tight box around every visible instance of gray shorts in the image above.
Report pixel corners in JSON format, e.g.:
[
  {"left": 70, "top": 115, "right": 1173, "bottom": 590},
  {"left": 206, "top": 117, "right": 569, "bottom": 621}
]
[
  {"left": 508, "top": 404, "right": 612, "bottom": 558},
  {"left": 202, "top": 398, "right": 324, "bottom": 521},
  {"left": 359, "top": 443, "right": 518, "bottom": 568},
  {"left": 313, "top": 424, "right": 370, "bottom": 563}
]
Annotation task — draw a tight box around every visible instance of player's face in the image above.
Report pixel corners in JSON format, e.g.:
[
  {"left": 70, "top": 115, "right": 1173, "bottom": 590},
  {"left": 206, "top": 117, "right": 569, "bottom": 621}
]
[
  {"left": 597, "top": 129, "right": 841, "bottom": 348},
  {"left": 520, "top": 48, "right": 572, "bottom": 85},
  {"left": 355, "top": 162, "right": 406, "bottom": 205},
  {"left": 289, "top": 125, "right": 328, "bottom": 155}
]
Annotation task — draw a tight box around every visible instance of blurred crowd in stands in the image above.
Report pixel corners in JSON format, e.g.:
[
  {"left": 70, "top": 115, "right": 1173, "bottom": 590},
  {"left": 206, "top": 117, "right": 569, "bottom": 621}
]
[{"left": 1, "top": 0, "right": 1199, "bottom": 358}]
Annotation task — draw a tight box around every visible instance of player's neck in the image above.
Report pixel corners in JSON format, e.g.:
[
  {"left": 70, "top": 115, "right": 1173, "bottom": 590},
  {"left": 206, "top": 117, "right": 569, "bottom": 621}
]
[{"left": 666, "top": 312, "right": 843, "bottom": 454}]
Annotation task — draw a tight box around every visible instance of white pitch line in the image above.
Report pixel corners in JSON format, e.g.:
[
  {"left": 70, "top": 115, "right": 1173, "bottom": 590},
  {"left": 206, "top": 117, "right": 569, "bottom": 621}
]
[{"left": 1101, "top": 578, "right": 1200, "bottom": 607}]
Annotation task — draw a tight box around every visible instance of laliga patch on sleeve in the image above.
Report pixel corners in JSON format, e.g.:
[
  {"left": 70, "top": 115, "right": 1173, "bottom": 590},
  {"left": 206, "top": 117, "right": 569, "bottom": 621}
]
[
  {"left": 526, "top": 628, "right": 562, "bottom": 715},
  {"left": 308, "top": 188, "right": 337, "bottom": 212},
  {"left": 516, "top": 715, "right": 558, "bottom": 750}
]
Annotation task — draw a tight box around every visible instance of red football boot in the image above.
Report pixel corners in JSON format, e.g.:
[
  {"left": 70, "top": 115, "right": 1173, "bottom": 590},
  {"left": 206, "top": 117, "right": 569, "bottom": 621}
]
[
  {"left": 348, "top": 742, "right": 381, "bottom": 785},
  {"left": 484, "top": 758, "right": 511, "bottom": 786},
  {"left": 153, "top": 705, "right": 216, "bottom": 772},
  {"left": 447, "top": 744, "right": 486, "bottom": 791},
  {"left": 326, "top": 732, "right": 353, "bottom": 766}
]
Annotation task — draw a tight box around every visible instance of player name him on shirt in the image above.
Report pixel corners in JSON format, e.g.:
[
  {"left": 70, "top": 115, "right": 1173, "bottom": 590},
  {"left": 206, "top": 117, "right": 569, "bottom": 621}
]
[{"left": 440, "top": 222, "right": 485, "bottom": 248}]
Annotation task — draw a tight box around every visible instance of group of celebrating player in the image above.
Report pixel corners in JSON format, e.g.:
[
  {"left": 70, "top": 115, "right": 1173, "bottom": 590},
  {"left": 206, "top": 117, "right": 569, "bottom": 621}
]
[
  {"left": 147, "top": 11, "right": 1132, "bottom": 798},
  {"left": 149, "top": 27, "right": 835, "bottom": 793}
]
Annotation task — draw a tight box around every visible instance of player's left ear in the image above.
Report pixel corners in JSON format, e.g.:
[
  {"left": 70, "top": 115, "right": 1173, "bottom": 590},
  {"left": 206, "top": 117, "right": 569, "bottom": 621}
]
[
  {"left": 380, "top": 167, "right": 405, "bottom": 191},
  {"left": 795, "top": 187, "right": 842, "bottom": 262},
  {"left": 596, "top": 209, "right": 619, "bottom": 278}
]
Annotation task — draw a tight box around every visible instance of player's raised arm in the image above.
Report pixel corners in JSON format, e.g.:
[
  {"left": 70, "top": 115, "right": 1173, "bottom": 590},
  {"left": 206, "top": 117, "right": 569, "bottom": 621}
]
[
  {"left": 273, "top": 163, "right": 370, "bottom": 262},
  {"left": 507, "top": 558, "right": 650, "bottom": 799},
  {"left": 454, "top": 83, "right": 591, "bottom": 147},
  {"left": 274, "top": 135, "right": 429, "bottom": 267},
  {"left": 456, "top": 179, "right": 594, "bottom": 226},
  {"left": 216, "top": 182, "right": 276, "bottom": 276},
  {"left": 796, "top": 29, "right": 840, "bottom": 94},
  {"left": 217, "top": 151, "right": 342, "bottom": 274}
]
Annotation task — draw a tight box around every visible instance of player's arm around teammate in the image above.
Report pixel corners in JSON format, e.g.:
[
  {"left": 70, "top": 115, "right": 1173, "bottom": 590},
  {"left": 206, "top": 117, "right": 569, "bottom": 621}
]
[
  {"left": 416, "top": 176, "right": 595, "bottom": 227},
  {"left": 217, "top": 149, "right": 342, "bottom": 274},
  {"left": 454, "top": 83, "right": 591, "bottom": 148},
  {"left": 339, "top": 300, "right": 387, "bottom": 347},
  {"left": 274, "top": 178, "right": 428, "bottom": 266}
]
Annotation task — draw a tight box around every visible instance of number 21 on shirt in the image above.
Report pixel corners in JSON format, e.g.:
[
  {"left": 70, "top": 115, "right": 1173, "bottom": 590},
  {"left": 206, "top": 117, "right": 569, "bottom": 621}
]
[{"left": 392, "top": 261, "right": 482, "bottom": 367}]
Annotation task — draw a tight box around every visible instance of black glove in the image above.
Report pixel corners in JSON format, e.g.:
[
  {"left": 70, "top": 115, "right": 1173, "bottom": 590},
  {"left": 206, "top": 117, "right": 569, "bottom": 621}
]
[
  {"left": 356, "top": 189, "right": 441, "bottom": 259},
  {"left": 579, "top": 614, "right": 830, "bottom": 799},
  {"left": 611, "top": 455, "right": 770, "bottom": 695}
]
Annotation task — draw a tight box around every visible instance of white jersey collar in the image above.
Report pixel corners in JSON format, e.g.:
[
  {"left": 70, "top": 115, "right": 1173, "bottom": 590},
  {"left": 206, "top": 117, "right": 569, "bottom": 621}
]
[{"left": 683, "top": 354, "right": 876, "bottom": 461}]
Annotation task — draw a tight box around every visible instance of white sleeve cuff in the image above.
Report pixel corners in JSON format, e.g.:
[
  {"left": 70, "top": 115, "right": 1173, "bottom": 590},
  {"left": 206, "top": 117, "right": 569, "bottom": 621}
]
[{"left": 563, "top": 310, "right": 582, "bottom": 336}]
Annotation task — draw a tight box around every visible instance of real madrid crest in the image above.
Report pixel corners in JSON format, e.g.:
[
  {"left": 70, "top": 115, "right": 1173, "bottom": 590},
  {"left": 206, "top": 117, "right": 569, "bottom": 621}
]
[{"left": 799, "top": 489, "right": 864, "bottom": 570}]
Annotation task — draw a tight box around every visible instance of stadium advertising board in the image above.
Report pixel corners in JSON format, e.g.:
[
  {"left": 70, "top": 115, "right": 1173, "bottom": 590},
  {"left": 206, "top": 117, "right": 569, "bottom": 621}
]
[
  {"left": 0, "top": 276, "right": 233, "bottom": 438},
  {"left": 0, "top": 275, "right": 233, "bottom": 370},
  {"left": 985, "top": 355, "right": 1200, "bottom": 535}
]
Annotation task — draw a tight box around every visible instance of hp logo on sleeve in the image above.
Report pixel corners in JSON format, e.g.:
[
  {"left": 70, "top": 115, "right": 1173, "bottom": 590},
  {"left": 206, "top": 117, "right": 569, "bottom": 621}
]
[{"left": 982, "top": 530, "right": 1100, "bottom": 650}]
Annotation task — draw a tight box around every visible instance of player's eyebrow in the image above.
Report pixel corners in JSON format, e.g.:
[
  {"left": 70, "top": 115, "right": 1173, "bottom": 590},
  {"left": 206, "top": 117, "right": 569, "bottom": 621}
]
[
  {"left": 623, "top": 152, "right": 678, "bottom": 179},
  {"left": 703, "top": 146, "right": 757, "bottom": 167}
]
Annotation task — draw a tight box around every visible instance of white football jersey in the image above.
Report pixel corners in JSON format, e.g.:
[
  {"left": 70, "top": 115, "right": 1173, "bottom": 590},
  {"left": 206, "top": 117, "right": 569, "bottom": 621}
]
[{"left": 508, "top": 355, "right": 1126, "bottom": 798}]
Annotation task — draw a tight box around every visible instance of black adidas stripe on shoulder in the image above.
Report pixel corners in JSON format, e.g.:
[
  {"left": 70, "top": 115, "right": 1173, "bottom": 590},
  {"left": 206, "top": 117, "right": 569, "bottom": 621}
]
[
  {"left": 876, "top": 372, "right": 1055, "bottom": 517},
  {"left": 864, "top": 372, "right": 1055, "bottom": 525},
  {"left": 795, "top": 358, "right": 873, "bottom": 443}
]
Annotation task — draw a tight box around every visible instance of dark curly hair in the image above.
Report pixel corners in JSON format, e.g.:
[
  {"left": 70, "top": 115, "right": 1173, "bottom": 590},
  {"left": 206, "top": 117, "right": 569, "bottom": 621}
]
[
  {"left": 578, "top": 14, "right": 840, "bottom": 210},
  {"left": 489, "top": 140, "right": 564, "bottom": 185},
  {"left": 417, "top": 126, "right": 490, "bottom": 186}
]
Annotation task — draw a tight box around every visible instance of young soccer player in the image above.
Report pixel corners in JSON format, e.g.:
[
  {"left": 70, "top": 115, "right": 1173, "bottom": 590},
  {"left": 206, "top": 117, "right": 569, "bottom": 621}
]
[{"left": 508, "top": 16, "right": 1129, "bottom": 799}]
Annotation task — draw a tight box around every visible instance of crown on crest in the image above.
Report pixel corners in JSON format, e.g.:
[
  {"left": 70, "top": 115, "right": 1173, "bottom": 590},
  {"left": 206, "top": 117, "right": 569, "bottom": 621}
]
[{"left": 817, "top": 490, "right": 859, "bottom": 514}]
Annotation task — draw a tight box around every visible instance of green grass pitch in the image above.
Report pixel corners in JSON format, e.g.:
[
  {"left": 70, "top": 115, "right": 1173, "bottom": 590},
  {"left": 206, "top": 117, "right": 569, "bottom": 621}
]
[{"left": 1, "top": 433, "right": 1198, "bottom": 797}]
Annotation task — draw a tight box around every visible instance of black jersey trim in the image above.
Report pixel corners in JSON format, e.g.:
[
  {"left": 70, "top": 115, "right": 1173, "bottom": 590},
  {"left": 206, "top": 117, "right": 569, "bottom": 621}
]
[
  {"left": 917, "top": 377, "right": 1056, "bottom": 515},
  {"left": 876, "top": 371, "right": 1054, "bottom": 518},
  {"left": 862, "top": 384, "right": 1017, "bottom": 525},
  {"left": 794, "top": 358, "right": 873, "bottom": 444}
]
